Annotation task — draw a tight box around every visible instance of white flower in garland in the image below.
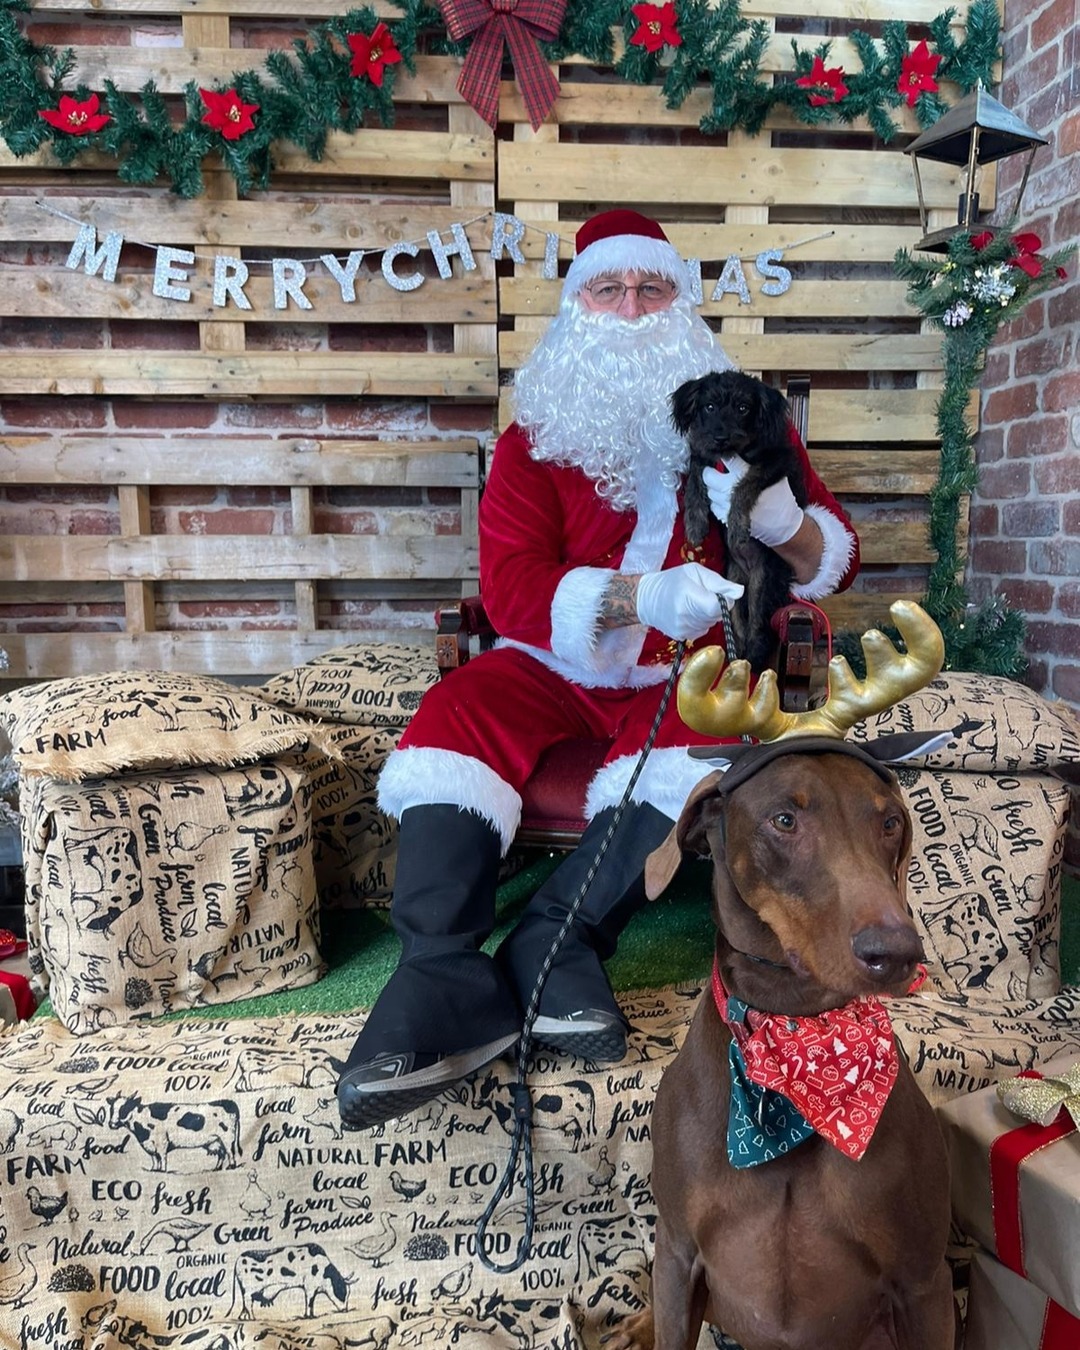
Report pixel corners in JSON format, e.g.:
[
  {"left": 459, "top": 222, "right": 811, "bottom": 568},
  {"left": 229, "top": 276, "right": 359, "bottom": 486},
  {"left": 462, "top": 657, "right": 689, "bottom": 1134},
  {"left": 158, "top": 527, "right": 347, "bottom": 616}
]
[
  {"left": 967, "top": 263, "right": 1016, "bottom": 307},
  {"left": 942, "top": 300, "right": 974, "bottom": 327}
]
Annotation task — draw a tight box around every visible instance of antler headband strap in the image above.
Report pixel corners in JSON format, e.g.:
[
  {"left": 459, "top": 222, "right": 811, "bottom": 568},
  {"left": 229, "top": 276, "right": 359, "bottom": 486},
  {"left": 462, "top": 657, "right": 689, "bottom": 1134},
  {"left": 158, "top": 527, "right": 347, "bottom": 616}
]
[{"left": 697, "top": 736, "right": 899, "bottom": 795}]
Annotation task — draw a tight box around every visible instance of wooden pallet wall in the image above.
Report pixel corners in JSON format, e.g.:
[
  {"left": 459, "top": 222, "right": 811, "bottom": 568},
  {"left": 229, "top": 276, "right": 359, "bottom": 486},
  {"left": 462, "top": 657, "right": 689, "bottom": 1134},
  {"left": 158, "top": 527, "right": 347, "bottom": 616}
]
[
  {"left": 497, "top": 0, "right": 984, "bottom": 634},
  {"left": 0, "top": 0, "right": 982, "bottom": 684},
  {"left": 0, "top": 0, "right": 496, "bottom": 684}
]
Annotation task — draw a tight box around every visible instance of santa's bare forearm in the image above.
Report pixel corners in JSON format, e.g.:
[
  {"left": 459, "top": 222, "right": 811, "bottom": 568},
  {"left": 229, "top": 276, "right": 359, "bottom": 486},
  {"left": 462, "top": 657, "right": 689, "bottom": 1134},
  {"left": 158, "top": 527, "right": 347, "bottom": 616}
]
[
  {"left": 771, "top": 513, "right": 823, "bottom": 583},
  {"left": 599, "top": 574, "right": 640, "bottom": 629}
]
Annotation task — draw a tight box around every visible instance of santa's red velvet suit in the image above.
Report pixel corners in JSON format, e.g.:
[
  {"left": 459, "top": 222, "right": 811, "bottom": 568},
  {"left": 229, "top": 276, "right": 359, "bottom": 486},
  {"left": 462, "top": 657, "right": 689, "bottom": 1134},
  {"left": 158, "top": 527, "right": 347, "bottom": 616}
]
[
  {"left": 379, "top": 419, "right": 859, "bottom": 852},
  {"left": 338, "top": 207, "right": 862, "bottom": 1132}
]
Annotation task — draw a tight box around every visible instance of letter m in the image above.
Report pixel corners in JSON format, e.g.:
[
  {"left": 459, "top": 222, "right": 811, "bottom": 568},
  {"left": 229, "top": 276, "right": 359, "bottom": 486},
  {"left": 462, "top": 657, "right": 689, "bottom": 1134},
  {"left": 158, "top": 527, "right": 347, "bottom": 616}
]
[{"left": 66, "top": 223, "right": 123, "bottom": 282}]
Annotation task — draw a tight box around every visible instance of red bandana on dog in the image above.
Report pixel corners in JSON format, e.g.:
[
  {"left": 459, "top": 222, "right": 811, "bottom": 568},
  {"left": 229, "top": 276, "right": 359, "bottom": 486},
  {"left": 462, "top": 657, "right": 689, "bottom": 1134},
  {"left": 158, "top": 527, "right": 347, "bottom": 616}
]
[{"left": 712, "top": 962, "right": 899, "bottom": 1161}]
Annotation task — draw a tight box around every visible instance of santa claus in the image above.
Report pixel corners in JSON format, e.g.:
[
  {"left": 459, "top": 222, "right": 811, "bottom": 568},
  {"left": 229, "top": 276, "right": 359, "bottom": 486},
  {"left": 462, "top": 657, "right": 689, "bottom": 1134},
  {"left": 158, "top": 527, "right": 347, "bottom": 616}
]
[{"left": 338, "top": 209, "right": 859, "bottom": 1130}]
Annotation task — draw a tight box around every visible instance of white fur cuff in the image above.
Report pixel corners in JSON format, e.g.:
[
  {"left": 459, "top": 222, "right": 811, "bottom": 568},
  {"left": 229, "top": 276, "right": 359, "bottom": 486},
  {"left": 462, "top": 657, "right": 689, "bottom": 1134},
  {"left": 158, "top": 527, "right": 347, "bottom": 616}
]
[
  {"left": 585, "top": 746, "right": 721, "bottom": 823},
  {"left": 377, "top": 747, "right": 522, "bottom": 856},
  {"left": 790, "top": 504, "right": 858, "bottom": 603},
  {"left": 550, "top": 567, "right": 610, "bottom": 667}
]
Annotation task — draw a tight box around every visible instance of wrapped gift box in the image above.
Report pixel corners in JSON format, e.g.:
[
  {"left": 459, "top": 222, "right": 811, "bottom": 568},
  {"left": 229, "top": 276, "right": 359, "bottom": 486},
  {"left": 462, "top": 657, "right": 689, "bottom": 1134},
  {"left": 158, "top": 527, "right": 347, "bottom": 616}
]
[
  {"left": 938, "top": 1067, "right": 1080, "bottom": 1347},
  {"left": 966, "top": 1250, "right": 1080, "bottom": 1350}
]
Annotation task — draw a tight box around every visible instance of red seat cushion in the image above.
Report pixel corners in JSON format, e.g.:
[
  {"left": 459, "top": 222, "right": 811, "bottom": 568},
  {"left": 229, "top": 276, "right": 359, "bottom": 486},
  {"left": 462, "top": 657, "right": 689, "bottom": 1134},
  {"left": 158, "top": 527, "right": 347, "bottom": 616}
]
[{"left": 518, "top": 738, "right": 612, "bottom": 845}]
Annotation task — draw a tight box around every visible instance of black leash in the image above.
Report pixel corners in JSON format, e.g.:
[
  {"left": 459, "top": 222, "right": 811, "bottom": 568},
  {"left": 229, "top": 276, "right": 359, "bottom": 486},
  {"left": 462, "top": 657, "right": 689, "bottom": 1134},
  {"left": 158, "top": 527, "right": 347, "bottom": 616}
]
[{"left": 474, "top": 637, "right": 688, "bottom": 1274}]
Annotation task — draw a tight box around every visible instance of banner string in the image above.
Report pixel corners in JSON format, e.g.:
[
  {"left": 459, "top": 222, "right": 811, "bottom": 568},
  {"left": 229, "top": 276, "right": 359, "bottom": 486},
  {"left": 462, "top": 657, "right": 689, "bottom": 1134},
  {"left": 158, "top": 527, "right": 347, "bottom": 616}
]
[{"left": 30, "top": 199, "right": 835, "bottom": 271}]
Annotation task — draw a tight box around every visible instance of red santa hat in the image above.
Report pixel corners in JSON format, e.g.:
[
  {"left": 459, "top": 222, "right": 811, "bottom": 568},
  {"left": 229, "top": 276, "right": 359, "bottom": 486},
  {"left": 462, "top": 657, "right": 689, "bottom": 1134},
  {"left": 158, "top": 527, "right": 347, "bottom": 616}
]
[{"left": 562, "top": 209, "right": 693, "bottom": 302}]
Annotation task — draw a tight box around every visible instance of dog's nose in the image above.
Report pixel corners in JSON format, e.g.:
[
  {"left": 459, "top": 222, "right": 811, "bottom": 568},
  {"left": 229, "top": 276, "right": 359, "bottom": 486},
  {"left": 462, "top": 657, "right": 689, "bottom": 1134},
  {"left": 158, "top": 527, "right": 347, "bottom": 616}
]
[{"left": 851, "top": 925, "right": 924, "bottom": 985}]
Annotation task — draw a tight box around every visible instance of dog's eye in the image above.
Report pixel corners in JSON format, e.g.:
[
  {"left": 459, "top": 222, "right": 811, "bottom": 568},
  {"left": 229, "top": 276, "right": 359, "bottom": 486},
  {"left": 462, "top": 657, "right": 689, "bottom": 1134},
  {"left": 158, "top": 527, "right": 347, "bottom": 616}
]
[
  {"left": 883, "top": 814, "right": 903, "bottom": 834},
  {"left": 703, "top": 402, "right": 716, "bottom": 413},
  {"left": 770, "top": 812, "right": 796, "bottom": 832},
  {"left": 736, "top": 401, "right": 751, "bottom": 415}
]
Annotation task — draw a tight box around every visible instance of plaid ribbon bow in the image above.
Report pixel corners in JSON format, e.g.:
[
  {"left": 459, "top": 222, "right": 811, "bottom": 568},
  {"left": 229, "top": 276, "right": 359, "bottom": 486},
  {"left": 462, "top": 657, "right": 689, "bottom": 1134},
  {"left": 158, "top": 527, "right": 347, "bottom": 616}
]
[{"left": 440, "top": 0, "right": 566, "bottom": 130}]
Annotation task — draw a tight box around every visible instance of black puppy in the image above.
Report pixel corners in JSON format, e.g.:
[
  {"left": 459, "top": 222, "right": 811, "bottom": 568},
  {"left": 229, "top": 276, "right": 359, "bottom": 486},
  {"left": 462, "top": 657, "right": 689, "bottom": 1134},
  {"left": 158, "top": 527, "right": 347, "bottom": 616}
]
[{"left": 670, "top": 369, "right": 808, "bottom": 672}]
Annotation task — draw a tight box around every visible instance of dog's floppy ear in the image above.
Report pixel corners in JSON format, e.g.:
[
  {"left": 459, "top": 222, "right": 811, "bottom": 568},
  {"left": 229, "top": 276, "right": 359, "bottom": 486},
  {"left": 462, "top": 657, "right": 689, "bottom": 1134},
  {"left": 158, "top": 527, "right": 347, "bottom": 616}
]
[
  {"left": 644, "top": 770, "right": 725, "bottom": 900},
  {"left": 757, "top": 382, "right": 791, "bottom": 448},
  {"left": 669, "top": 376, "right": 704, "bottom": 435}
]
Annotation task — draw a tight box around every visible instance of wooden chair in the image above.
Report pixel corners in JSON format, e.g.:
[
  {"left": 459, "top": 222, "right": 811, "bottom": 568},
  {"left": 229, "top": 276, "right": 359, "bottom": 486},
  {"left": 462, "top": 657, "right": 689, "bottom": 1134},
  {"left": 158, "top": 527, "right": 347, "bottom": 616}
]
[{"left": 435, "top": 377, "right": 830, "bottom": 848}]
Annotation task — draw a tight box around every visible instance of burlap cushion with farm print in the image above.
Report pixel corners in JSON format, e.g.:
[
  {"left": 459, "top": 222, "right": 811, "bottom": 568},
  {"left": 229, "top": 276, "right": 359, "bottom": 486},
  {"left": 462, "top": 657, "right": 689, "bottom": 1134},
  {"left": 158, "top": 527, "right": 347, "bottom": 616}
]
[
  {"left": 0, "top": 669, "right": 311, "bottom": 781},
  {"left": 20, "top": 759, "right": 324, "bottom": 1035},
  {"left": 899, "top": 767, "right": 1071, "bottom": 1006},
  {"left": 847, "top": 671, "right": 1080, "bottom": 776},
  {"left": 291, "top": 722, "right": 403, "bottom": 909},
  {"left": 255, "top": 641, "right": 439, "bottom": 729},
  {"left": 0, "top": 989, "right": 694, "bottom": 1348}
]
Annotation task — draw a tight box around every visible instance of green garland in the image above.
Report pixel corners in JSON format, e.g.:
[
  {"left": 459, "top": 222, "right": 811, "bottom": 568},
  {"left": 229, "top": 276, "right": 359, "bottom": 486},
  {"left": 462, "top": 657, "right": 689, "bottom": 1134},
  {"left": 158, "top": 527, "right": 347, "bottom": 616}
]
[
  {"left": 0, "top": 0, "right": 1000, "bottom": 197},
  {"left": 890, "top": 227, "right": 1075, "bottom": 677}
]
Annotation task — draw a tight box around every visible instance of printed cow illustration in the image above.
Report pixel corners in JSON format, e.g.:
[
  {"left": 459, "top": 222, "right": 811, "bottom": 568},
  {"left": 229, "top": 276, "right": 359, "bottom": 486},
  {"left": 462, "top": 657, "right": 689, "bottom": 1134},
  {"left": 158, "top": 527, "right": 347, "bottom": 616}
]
[
  {"left": 228, "top": 1046, "right": 339, "bottom": 1094},
  {"left": 82, "top": 1305, "right": 233, "bottom": 1350},
  {"left": 471, "top": 1073, "right": 596, "bottom": 1152},
  {"left": 249, "top": 1316, "right": 394, "bottom": 1350},
  {"left": 230, "top": 1242, "right": 349, "bottom": 1320},
  {"left": 575, "top": 1214, "right": 649, "bottom": 1284},
  {"left": 64, "top": 826, "right": 143, "bottom": 933},
  {"left": 107, "top": 1094, "right": 241, "bottom": 1172}
]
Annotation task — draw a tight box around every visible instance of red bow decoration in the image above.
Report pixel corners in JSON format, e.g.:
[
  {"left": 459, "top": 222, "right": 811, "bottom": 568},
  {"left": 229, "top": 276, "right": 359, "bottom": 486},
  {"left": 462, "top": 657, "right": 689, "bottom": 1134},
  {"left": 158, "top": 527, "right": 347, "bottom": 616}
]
[{"left": 439, "top": 0, "right": 566, "bottom": 131}]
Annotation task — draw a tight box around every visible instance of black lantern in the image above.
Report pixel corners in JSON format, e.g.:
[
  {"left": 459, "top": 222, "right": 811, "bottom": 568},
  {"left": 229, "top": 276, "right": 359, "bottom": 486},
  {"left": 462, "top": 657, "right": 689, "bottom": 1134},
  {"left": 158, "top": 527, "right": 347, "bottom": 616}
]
[{"left": 905, "top": 82, "right": 1048, "bottom": 252}]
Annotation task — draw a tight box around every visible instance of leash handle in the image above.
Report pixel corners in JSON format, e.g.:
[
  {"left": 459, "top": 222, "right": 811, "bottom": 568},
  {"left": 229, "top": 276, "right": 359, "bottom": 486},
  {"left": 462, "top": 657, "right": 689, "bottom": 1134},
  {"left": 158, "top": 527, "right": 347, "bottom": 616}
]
[{"left": 475, "top": 640, "right": 687, "bottom": 1273}]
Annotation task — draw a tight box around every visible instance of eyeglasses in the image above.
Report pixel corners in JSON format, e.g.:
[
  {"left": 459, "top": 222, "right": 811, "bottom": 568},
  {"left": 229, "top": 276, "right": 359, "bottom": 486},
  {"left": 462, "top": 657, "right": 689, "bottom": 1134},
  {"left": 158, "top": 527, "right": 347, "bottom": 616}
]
[{"left": 583, "top": 277, "right": 677, "bottom": 309}]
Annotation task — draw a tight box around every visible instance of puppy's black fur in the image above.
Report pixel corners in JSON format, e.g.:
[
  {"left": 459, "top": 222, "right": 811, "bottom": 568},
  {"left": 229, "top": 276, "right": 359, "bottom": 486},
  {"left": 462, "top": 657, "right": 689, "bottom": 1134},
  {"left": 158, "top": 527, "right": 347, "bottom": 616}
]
[{"left": 670, "top": 370, "right": 808, "bottom": 672}]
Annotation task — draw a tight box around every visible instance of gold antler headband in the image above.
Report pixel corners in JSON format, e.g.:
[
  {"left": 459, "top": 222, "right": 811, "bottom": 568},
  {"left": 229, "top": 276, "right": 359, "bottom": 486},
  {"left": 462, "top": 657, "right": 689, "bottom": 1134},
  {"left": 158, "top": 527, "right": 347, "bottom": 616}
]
[{"left": 678, "top": 601, "right": 946, "bottom": 743}]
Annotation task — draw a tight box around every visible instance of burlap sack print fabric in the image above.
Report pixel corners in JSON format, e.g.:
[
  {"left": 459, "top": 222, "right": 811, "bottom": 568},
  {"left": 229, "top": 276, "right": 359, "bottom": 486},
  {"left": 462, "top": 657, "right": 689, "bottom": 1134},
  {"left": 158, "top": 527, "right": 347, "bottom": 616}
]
[
  {"left": 890, "top": 986, "right": 1080, "bottom": 1107},
  {"left": 0, "top": 671, "right": 311, "bottom": 782},
  {"left": 20, "top": 760, "right": 324, "bottom": 1035},
  {"left": 255, "top": 643, "right": 440, "bottom": 730},
  {"left": 0, "top": 988, "right": 698, "bottom": 1350},
  {"left": 847, "top": 671, "right": 1080, "bottom": 775},
  {"left": 898, "top": 767, "right": 1070, "bottom": 1004},
  {"left": 293, "top": 724, "right": 402, "bottom": 910}
]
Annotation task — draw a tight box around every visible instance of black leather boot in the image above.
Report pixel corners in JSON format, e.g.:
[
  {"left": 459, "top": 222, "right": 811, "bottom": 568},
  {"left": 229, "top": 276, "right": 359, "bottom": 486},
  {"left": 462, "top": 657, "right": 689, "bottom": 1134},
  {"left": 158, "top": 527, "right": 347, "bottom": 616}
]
[
  {"left": 337, "top": 804, "right": 521, "bottom": 1130},
  {"left": 495, "top": 802, "right": 673, "bottom": 1062}
]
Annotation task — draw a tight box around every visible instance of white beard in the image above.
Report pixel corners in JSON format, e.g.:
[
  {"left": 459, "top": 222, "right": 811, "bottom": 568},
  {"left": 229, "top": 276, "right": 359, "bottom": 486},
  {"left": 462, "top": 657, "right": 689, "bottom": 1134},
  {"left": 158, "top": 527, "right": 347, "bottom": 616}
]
[{"left": 512, "top": 299, "right": 733, "bottom": 512}]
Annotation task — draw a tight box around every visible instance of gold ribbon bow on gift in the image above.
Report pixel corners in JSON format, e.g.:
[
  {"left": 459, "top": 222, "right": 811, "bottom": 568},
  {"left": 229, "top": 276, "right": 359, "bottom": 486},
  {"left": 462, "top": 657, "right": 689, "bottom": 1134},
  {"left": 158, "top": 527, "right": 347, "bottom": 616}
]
[
  {"left": 439, "top": 0, "right": 567, "bottom": 130},
  {"left": 997, "top": 1065, "right": 1080, "bottom": 1129}
]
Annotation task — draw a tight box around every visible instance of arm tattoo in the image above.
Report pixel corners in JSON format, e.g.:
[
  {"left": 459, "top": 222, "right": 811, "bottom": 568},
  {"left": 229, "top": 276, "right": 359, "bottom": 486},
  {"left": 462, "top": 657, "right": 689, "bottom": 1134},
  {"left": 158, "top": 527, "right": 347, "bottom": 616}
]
[{"left": 600, "top": 574, "right": 639, "bottom": 629}]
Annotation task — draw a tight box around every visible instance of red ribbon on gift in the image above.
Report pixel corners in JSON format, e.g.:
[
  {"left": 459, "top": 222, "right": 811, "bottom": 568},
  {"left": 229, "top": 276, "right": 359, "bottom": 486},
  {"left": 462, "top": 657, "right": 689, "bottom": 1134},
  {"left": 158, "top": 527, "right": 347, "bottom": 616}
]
[
  {"left": 440, "top": 0, "right": 566, "bottom": 130},
  {"left": 989, "top": 1070, "right": 1080, "bottom": 1350}
]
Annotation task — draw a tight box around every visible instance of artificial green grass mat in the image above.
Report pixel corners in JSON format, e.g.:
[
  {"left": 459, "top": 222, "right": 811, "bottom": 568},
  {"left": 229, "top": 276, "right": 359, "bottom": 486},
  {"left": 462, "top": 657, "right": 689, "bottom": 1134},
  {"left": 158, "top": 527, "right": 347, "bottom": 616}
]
[{"left": 33, "top": 864, "right": 1080, "bottom": 1026}]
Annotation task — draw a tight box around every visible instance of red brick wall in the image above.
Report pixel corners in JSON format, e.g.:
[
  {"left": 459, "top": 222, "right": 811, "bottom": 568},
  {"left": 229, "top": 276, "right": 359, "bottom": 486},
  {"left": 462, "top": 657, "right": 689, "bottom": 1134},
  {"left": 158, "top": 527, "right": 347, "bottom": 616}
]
[{"left": 972, "top": 0, "right": 1080, "bottom": 863}]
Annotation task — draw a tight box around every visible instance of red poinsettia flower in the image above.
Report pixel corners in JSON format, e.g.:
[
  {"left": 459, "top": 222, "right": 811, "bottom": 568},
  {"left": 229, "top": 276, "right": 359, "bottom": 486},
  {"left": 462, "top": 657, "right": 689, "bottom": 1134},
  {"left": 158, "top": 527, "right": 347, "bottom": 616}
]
[
  {"left": 348, "top": 22, "right": 403, "bottom": 87},
  {"left": 200, "top": 88, "right": 259, "bottom": 140},
  {"left": 796, "top": 55, "right": 849, "bottom": 106},
  {"left": 898, "top": 40, "right": 942, "bottom": 107},
  {"left": 1008, "top": 231, "right": 1044, "bottom": 277},
  {"left": 630, "top": 2, "right": 682, "bottom": 53},
  {"left": 39, "top": 93, "right": 111, "bottom": 136}
]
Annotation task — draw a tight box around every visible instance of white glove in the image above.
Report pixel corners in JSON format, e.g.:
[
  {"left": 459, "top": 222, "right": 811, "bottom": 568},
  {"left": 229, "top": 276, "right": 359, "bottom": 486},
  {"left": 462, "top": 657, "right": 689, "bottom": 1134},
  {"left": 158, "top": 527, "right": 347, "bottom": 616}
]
[
  {"left": 635, "top": 563, "right": 745, "bottom": 641},
  {"left": 703, "top": 459, "right": 805, "bottom": 548}
]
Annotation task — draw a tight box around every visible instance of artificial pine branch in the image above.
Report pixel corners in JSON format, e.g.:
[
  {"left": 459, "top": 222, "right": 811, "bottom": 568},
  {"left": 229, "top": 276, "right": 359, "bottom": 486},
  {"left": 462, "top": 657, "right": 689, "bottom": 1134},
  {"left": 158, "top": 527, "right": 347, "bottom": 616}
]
[
  {"left": 895, "top": 223, "right": 1075, "bottom": 675},
  {"left": 1, "top": 0, "right": 1002, "bottom": 197}
]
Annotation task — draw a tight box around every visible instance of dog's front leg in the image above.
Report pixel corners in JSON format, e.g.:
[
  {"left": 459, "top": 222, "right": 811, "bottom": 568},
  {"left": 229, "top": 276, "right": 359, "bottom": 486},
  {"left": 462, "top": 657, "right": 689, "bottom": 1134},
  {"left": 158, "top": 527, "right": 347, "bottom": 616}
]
[
  {"left": 892, "top": 1263, "right": 960, "bottom": 1350},
  {"left": 601, "top": 1218, "right": 703, "bottom": 1350},
  {"left": 648, "top": 1217, "right": 707, "bottom": 1350}
]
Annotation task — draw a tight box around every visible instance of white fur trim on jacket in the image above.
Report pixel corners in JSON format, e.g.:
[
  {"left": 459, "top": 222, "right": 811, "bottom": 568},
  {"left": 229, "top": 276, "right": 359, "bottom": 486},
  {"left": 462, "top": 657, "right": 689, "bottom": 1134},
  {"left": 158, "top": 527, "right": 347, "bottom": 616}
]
[
  {"left": 585, "top": 746, "right": 726, "bottom": 823},
  {"left": 563, "top": 234, "right": 694, "bottom": 303},
  {"left": 377, "top": 746, "right": 522, "bottom": 855},
  {"left": 494, "top": 636, "right": 668, "bottom": 691},
  {"left": 789, "top": 503, "right": 858, "bottom": 603},
  {"left": 550, "top": 566, "right": 614, "bottom": 668}
]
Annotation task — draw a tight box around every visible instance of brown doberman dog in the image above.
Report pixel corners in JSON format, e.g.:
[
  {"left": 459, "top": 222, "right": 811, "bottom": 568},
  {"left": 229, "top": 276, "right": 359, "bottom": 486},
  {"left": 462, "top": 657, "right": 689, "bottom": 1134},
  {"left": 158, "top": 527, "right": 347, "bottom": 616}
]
[{"left": 606, "top": 739, "right": 956, "bottom": 1350}]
